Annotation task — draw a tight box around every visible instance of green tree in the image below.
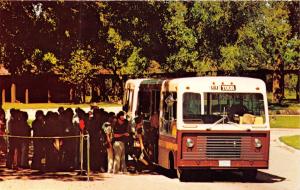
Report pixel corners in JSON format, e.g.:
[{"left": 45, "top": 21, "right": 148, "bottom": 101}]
[
  {"left": 163, "top": 2, "right": 198, "bottom": 72},
  {"left": 97, "top": 2, "right": 162, "bottom": 99},
  {"left": 189, "top": 2, "right": 259, "bottom": 74},
  {"left": 97, "top": 1, "right": 168, "bottom": 70},
  {"left": 221, "top": 2, "right": 299, "bottom": 103},
  {"left": 58, "top": 48, "right": 98, "bottom": 103},
  {"left": 161, "top": 2, "right": 258, "bottom": 74},
  {"left": 0, "top": 1, "right": 105, "bottom": 102},
  {"left": 0, "top": 1, "right": 101, "bottom": 73}
]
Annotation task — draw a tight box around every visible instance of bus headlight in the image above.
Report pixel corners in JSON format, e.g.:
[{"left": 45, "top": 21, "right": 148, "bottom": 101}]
[
  {"left": 186, "top": 138, "right": 194, "bottom": 148},
  {"left": 254, "top": 138, "right": 262, "bottom": 148}
]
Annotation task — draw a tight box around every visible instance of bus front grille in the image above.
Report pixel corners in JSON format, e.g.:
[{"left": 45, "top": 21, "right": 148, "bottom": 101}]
[
  {"left": 206, "top": 136, "right": 241, "bottom": 159},
  {"left": 181, "top": 134, "right": 266, "bottom": 160}
]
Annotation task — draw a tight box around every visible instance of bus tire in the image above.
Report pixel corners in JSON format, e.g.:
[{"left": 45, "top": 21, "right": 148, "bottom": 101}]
[
  {"left": 242, "top": 169, "right": 257, "bottom": 181},
  {"left": 177, "top": 169, "right": 189, "bottom": 182},
  {"left": 168, "top": 153, "right": 177, "bottom": 178}
]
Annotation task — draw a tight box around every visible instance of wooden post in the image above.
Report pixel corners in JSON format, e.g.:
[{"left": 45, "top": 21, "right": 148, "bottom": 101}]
[
  {"left": 2, "top": 88, "right": 5, "bottom": 105},
  {"left": 48, "top": 89, "right": 51, "bottom": 103},
  {"left": 69, "top": 88, "right": 73, "bottom": 103},
  {"left": 11, "top": 83, "right": 16, "bottom": 103},
  {"left": 297, "top": 71, "right": 300, "bottom": 103},
  {"left": 83, "top": 85, "right": 86, "bottom": 103},
  {"left": 25, "top": 88, "right": 29, "bottom": 104}
]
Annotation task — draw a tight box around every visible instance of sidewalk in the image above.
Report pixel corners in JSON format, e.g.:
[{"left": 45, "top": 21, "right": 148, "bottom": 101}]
[{"left": 270, "top": 128, "right": 300, "bottom": 154}]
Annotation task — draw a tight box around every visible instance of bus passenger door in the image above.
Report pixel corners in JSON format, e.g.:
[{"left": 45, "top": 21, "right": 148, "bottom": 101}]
[
  {"left": 136, "top": 90, "right": 154, "bottom": 162},
  {"left": 158, "top": 92, "right": 177, "bottom": 169}
]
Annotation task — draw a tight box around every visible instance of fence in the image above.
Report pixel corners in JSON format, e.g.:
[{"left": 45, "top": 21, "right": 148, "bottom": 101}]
[{"left": 0, "top": 133, "right": 91, "bottom": 181}]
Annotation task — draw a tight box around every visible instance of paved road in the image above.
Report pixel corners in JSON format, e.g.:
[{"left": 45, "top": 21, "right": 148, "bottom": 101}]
[{"left": 0, "top": 129, "right": 299, "bottom": 190}]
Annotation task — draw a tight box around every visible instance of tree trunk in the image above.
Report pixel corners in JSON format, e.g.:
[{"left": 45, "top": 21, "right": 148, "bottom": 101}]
[
  {"left": 272, "top": 50, "right": 284, "bottom": 104},
  {"left": 2, "top": 88, "right": 5, "bottom": 106},
  {"left": 47, "top": 89, "right": 51, "bottom": 103},
  {"left": 74, "top": 88, "right": 81, "bottom": 104},
  {"left": 69, "top": 88, "right": 75, "bottom": 103},
  {"left": 297, "top": 71, "right": 300, "bottom": 103},
  {"left": 91, "top": 83, "right": 101, "bottom": 103},
  {"left": 11, "top": 82, "right": 16, "bottom": 103},
  {"left": 25, "top": 88, "right": 29, "bottom": 104},
  {"left": 82, "top": 85, "right": 86, "bottom": 103}
]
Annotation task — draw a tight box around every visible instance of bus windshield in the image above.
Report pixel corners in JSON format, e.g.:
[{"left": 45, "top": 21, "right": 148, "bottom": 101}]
[{"left": 183, "top": 93, "right": 266, "bottom": 125}]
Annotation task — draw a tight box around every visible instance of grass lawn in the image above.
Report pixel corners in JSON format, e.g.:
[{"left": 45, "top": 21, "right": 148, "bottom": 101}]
[
  {"left": 279, "top": 135, "right": 300, "bottom": 150},
  {"left": 267, "top": 89, "right": 298, "bottom": 103},
  {"left": 2, "top": 102, "right": 121, "bottom": 110},
  {"left": 268, "top": 101, "right": 300, "bottom": 111},
  {"left": 270, "top": 115, "right": 300, "bottom": 128}
]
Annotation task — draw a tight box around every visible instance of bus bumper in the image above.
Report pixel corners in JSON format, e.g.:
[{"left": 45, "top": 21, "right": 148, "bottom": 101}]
[{"left": 177, "top": 159, "right": 269, "bottom": 169}]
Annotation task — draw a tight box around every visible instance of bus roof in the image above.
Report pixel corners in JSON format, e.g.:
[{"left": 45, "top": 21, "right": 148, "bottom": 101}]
[
  {"left": 140, "top": 79, "right": 164, "bottom": 85},
  {"left": 125, "top": 78, "right": 164, "bottom": 90},
  {"left": 162, "top": 76, "right": 266, "bottom": 93},
  {"left": 125, "top": 78, "right": 149, "bottom": 90}
]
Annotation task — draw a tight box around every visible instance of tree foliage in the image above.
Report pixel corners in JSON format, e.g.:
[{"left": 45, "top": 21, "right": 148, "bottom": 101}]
[
  {"left": 221, "top": 2, "right": 295, "bottom": 70},
  {"left": 0, "top": 1, "right": 299, "bottom": 103}
]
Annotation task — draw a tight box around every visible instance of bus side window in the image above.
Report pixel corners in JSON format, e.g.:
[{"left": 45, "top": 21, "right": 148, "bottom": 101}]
[
  {"left": 137, "top": 90, "right": 151, "bottom": 119},
  {"left": 123, "top": 89, "right": 132, "bottom": 113},
  {"left": 151, "top": 90, "right": 160, "bottom": 115},
  {"left": 122, "top": 89, "right": 129, "bottom": 112},
  {"left": 128, "top": 89, "right": 134, "bottom": 113}
]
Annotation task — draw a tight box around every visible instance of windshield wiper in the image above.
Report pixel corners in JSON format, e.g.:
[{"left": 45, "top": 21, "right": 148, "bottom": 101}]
[
  {"left": 212, "top": 107, "right": 228, "bottom": 127},
  {"left": 212, "top": 115, "right": 227, "bottom": 127}
]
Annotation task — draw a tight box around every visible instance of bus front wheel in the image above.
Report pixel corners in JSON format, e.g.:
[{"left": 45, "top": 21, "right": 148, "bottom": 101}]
[
  {"left": 177, "top": 169, "right": 189, "bottom": 182},
  {"left": 242, "top": 169, "right": 257, "bottom": 181}
]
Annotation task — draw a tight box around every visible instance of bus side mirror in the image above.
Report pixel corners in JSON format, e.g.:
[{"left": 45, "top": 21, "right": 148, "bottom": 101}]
[{"left": 165, "top": 94, "right": 176, "bottom": 107}]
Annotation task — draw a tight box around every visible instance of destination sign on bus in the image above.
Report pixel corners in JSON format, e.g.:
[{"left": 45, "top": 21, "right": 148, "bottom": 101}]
[
  {"left": 211, "top": 84, "right": 236, "bottom": 91},
  {"left": 221, "top": 85, "right": 236, "bottom": 91}
]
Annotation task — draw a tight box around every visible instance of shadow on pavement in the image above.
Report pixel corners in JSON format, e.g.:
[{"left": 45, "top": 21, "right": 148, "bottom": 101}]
[
  {"left": 0, "top": 158, "right": 108, "bottom": 182},
  {"left": 0, "top": 167, "right": 108, "bottom": 182},
  {"left": 0, "top": 157, "right": 286, "bottom": 184},
  {"left": 155, "top": 167, "right": 286, "bottom": 183}
]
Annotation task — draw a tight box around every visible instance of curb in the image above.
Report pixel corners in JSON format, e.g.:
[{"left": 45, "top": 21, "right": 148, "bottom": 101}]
[{"left": 276, "top": 137, "right": 300, "bottom": 155}]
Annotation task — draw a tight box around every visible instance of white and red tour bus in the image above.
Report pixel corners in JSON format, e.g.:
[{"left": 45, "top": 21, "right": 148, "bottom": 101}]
[{"left": 123, "top": 77, "right": 270, "bottom": 181}]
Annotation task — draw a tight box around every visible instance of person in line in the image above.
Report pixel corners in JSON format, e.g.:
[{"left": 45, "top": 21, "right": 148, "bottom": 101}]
[
  {"left": 31, "top": 110, "right": 46, "bottom": 170},
  {"left": 131, "top": 116, "right": 148, "bottom": 172},
  {"left": 86, "top": 108, "right": 100, "bottom": 171},
  {"left": 45, "top": 112, "right": 62, "bottom": 171},
  {"left": 6, "top": 109, "right": 17, "bottom": 169},
  {"left": 5, "top": 110, "right": 30, "bottom": 169},
  {"left": 98, "top": 110, "right": 108, "bottom": 172},
  {"left": 19, "top": 111, "right": 31, "bottom": 168},
  {"left": 8, "top": 110, "right": 24, "bottom": 169},
  {"left": 112, "top": 111, "right": 129, "bottom": 174},
  {"left": 88, "top": 108, "right": 107, "bottom": 172},
  {"left": 0, "top": 108, "right": 6, "bottom": 158},
  {"left": 102, "top": 112, "right": 116, "bottom": 173},
  {"left": 62, "top": 108, "right": 78, "bottom": 170},
  {"left": 150, "top": 110, "right": 159, "bottom": 162},
  {"left": 58, "top": 107, "right": 64, "bottom": 116}
]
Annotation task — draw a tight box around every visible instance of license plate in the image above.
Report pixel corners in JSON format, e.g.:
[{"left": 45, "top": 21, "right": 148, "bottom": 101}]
[{"left": 219, "top": 160, "right": 231, "bottom": 167}]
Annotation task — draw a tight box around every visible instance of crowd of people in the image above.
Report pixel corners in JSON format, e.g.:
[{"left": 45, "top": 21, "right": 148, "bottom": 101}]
[{"left": 0, "top": 106, "right": 154, "bottom": 174}]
